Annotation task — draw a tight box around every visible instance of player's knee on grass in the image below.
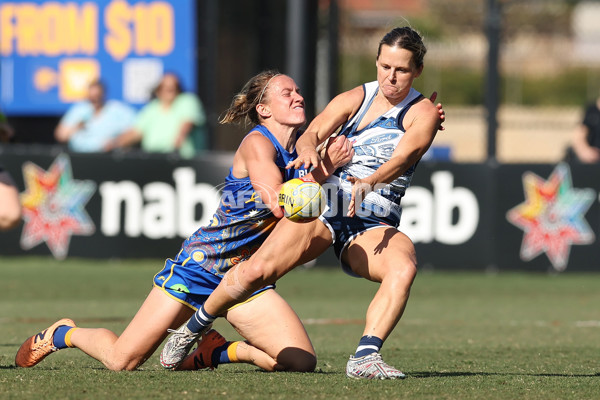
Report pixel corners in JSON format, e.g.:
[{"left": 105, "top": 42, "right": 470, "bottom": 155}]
[
  {"left": 103, "top": 350, "right": 147, "bottom": 371},
  {"left": 276, "top": 348, "right": 317, "bottom": 372},
  {"left": 104, "top": 357, "right": 138, "bottom": 371}
]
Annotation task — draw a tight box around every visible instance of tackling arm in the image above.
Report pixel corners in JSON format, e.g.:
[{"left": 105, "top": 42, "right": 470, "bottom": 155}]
[
  {"left": 289, "top": 87, "right": 364, "bottom": 170},
  {"left": 240, "top": 130, "right": 354, "bottom": 219},
  {"left": 239, "top": 132, "right": 288, "bottom": 219}
]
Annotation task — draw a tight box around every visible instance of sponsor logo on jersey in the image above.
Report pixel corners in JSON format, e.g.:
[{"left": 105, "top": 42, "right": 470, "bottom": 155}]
[{"left": 362, "top": 133, "right": 399, "bottom": 145}]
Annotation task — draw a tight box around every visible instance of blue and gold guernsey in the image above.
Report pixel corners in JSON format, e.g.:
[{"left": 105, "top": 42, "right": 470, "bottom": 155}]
[{"left": 154, "top": 125, "right": 307, "bottom": 309}]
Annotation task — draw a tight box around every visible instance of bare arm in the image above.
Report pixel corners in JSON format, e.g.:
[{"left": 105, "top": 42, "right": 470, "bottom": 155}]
[
  {"left": 54, "top": 121, "right": 84, "bottom": 143},
  {"left": 289, "top": 86, "right": 364, "bottom": 170},
  {"left": 236, "top": 132, "right": 292, "bottom": 219},
  {"left": 308, "top": 135, "right": 354, "bottom": 183},
  {"left": 104, "top": 128, "right": 143, "bottom": 151},
  {"left": 237, "top": 131, "right": 354, "bottom": 219}
]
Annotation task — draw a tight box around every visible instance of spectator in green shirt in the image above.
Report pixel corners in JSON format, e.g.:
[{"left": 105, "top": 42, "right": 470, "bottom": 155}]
[{"left": 106, "top": 73, "right": 207, "bottom": 158}]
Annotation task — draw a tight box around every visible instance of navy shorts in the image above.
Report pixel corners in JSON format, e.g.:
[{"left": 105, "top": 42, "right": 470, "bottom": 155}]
[
  {"left": 153, "top": 248, "right": 273, "bottom": 310},
  {"left": 319, "top": 187, "right": 401, "bottom": 277}
]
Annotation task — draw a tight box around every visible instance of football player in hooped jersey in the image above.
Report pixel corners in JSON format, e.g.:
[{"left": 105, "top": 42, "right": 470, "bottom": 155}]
[
  {"left": 15, "top": 71, "right": 353, "bottom": 372},
  {"left": 162, "top": 27, "right": 445, "bottom": 379}
]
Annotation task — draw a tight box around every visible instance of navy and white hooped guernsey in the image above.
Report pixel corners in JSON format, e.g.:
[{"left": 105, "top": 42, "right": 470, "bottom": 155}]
[
  {"left": 318, "top": 82, "right": 425, "bottom": 271},
  {"left": 328, "top": 81, "right": 424, "bottom": 220}
]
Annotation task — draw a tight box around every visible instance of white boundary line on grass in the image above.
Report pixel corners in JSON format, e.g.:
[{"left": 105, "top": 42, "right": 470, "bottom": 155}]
[{"left": 300, "top": 318, "right": 600, "bottom": 327}]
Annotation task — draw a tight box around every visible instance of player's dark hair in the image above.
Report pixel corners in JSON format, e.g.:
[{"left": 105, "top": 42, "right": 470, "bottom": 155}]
[
  {"left": 377, "top": 27, "right": 427, "bottom": 68},
  {"left": 219, "top": 70, "right": 281, "bottom": 126}
]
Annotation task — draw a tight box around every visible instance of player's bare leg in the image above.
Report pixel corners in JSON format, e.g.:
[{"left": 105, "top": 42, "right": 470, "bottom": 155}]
[
  {"left": 342, "top": 227, "right": 416, "bottom": 379},
  {"left": 175, "top": 289, "right": 314, "bottom": 372},
  {"left": 69, "top": 288, "right": 194, "bottom": 370},
  {"left": 205, "top": 218, "right": 333, "bottom": 316},
  {"left": 224, "top": 288, "right": 316, "bottom": 372},
  {"left": 160, "top": 218, "right": 332, "bottom": 368},
  {"left": 344, "top": 227, "right": 417, "bottom": 340}
]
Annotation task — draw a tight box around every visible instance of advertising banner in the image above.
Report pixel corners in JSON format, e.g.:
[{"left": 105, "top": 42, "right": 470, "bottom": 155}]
[
  {"left": 1, "top": 149, "right": 599, "bottom": 272},
  {"left": 497, "top": 163, "right": 600, "bottom": 272},
  {"left": 400, "top": 164, "right": 496, "bottom": 270},
  {"left": 0, "top": 0, "right": 196, "bottom": 115},
  {"left": 0, "top": 150, "right": 232, "bottom": 259}
]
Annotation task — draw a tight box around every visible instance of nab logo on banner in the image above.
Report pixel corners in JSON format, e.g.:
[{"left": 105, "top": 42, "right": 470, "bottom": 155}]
[
  {"left": 19, "top": 154, "right": 96, "bottom": 259},
  {"left": 506, "top": 163, "right": 595, "bottom": 272},
  {"left": 401, "top": 171, "right": 479, "bottom": 245}
]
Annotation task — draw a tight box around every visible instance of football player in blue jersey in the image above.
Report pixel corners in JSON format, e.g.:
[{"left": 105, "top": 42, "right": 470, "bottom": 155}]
[
  {"left": 15, "top": 71, "right": 353, "bottom": 372},
  {"left": 162, "top": 27, "right": 445, "bottom": 380}
]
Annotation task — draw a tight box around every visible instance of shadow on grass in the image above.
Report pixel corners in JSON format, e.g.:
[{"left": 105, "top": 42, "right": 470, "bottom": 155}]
[{"left": 411, "top": 371, "right": 600, "bottom": 378}]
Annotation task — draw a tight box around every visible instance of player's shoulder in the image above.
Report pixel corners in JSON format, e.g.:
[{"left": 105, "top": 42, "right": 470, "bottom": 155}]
[
  {"left": 338, "top": 85, "right": 366, "bottom": 102},
  {"left": 402, "top": 94, "right": 438, "bottom": 130},
  {"left": 412, "top": 95, "right": 437, "bottom": 116},
  {"left": 239, "top": 129, "right": 276, "bottom": 157},
  {"left": 326, "top": 85, "right": 365, "bottom": 116}
]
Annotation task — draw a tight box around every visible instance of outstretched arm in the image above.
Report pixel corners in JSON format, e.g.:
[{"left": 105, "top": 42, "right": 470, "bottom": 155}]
[
  {"left": 289, "top": 86, "right": 364, "bottom": 170},
  {"left": 309, "top": 135, "right": 354, "bottom": 183}
]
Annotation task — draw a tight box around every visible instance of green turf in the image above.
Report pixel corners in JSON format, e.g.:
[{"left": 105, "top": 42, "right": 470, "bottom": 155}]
[{"left": 0, "top": 256, "right": 598, "bottom": 399}]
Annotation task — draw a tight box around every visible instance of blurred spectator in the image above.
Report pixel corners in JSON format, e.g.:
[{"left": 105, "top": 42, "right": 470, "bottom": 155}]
[
  {"left": 569, "top": 96, "right": 600, "bottom": 164},
  {"left": 54, "top": 80, "right": 136, "bottom": 153},
  {"left": 0, "top": 109, "right": 15, "bottom": 143},
  {"left": 106, "top": 73, "right": 207, "bottom": 158},
  {"left": 0, "top": 115, "right": 22, "bottom": 230}
]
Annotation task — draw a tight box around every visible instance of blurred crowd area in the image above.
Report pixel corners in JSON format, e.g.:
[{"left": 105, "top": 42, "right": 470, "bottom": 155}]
[
  {"left": 328, "top": 0, "right": 600, "bottom": 162},
  {"left": 2, "top": 0, "right": 599, "bottom": 164}
]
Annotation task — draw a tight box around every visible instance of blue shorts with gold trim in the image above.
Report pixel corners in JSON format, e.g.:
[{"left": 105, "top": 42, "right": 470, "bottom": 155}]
[{"left": 153, "top": 248, "right": 273, "bottom": 310}]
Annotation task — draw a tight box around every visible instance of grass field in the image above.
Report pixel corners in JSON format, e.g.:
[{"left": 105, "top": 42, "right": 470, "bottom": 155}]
[{"left": 1, "top": 256, "right": 598, "bottom": 400}]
